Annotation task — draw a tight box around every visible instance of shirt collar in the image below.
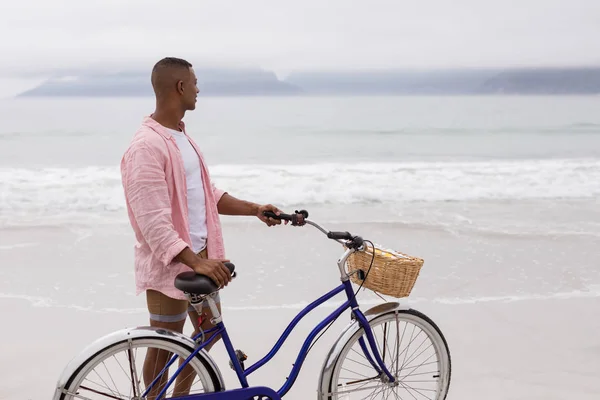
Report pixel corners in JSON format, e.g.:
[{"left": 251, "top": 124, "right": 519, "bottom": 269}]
[{"left": 142, "top": 115, "right": 187, "bottom": 140}]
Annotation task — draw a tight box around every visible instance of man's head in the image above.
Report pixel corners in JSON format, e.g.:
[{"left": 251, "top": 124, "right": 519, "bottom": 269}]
[{"left": 151, "top": 57, "right": 199, "bottom": 111}]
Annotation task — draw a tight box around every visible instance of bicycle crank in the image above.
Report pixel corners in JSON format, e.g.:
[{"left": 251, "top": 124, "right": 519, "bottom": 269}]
[{"left": 229, "top": 349, "right": 248, "bottom": 371}]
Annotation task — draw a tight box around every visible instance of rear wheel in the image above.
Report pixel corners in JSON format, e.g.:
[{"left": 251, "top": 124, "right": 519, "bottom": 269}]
[
  {"left": 326, "top": 309, "right": 451, "bottom": 400},
  {"left": 58, "top": 337, "right": 221, "bottom": 400}
]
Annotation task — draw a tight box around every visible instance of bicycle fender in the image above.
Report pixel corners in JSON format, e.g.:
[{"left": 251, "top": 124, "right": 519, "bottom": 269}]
[
  {"left": 316, "top": 302, "right": 409, "bottom": 398},
  {"left": 52, "top": 326, "right": 225, "bottom": 400}
]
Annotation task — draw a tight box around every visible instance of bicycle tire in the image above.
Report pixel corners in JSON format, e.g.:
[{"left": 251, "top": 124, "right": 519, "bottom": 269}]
[
  {"left": 325, "top": 308, "right": 451, "bottom": 400},
  {"left": 58, "top": 336, "right": 222, "bottom": 400}
]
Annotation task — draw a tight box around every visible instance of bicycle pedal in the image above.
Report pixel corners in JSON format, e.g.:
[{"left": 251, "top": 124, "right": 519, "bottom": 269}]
[{"left": 229, "top": 349, "right": 248, "bottom": 371}]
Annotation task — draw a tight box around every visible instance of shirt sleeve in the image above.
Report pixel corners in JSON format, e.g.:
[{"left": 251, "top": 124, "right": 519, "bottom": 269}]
[
  {"left": 212, "top": 182, "right": 227, "bottom": 204},
  {"left": 121, "top": 142, "right": 188, "bottom": 266}
]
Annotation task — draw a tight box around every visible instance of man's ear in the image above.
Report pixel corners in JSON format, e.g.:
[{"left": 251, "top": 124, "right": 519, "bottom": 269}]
[{"left": 177, "top": 80, "right": 184, "bottom": 94}]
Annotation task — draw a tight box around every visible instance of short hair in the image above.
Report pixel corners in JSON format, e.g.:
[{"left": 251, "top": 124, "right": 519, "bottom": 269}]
[
  {"left": 151, "top": 57, "right": 193, "bottom": 95},
  {"left": 152, "top": 57, "right": 192, "bottom": 73}
]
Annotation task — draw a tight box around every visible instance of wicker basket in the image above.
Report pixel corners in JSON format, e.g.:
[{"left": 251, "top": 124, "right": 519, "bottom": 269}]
[{"left": 346, "top": 243, "right": 424, "bottom": 298}]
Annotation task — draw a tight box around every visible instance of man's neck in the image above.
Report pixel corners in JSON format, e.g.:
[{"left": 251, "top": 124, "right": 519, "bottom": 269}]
[{"left": 151, "top": 103, "right": 185, "bottom": 131}]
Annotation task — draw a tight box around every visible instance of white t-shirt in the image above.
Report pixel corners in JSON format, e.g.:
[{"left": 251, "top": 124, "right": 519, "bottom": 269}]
[{"left": 167, "top": 128, "right": 208, "bottom": 253}]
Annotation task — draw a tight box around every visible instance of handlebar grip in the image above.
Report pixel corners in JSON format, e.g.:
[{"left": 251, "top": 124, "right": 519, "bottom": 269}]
[
  {"left": 262, "top": 210, "right": 308, "bottom": 226},
  {"left": 263, "top": 211, "right": 291, "bottom": 220},
  {"left": 327, "top": 231, "right": 353, "bottom": 240}
]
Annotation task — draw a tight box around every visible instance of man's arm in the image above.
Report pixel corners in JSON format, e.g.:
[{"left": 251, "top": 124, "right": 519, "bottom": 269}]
[
  {"left": 216, "top": 193, "right": 259, "bottom": 216},
  {"left": 216, "top": 193, "right": 284, "bottom": 226}
]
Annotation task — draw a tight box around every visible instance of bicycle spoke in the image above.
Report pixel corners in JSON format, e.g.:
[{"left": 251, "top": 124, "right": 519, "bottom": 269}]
[
  {"left": 127, "top": 343, "right": 141, "bottom": 399},
  {"left": 400, "top": 335, "right": 430, "bottom": 371},
  {"left": 398, "top": 382, "right": 419, "bottom": 400},
  {"left": 382, "top": 322, "right": 394, "bottom": 366},
  {"left": 398, "top": 370, "right": 439, "bottom": 379},
  {"left": 100, "top": 360, "right": 121, "bottom": 397},
  {"left": 365, "top": 381, "right": 388, "bottom": 400},
  {"left": 341, "top": 377, "right": 380, "bottom": 395},
  {"left": 400, "top": 326, "right": 419, "bottom": 370},
  {"left": 86, "top": 371, "right": 121, "bottom": 399},
  {"left": 346, "top": 354, "right": 379, "bottom": 370},
  {"left": 338, "top": 375, "right": 379, "bottom": 386},
  {"left": 382, "top": 322, "right": 388, "bottom": 363},
  {"left": 384, "top": 386, "right": 400, "bottom": 400},
  {"left": 333, "top": 384, "right": 387, "bottom": 397},
  {"left": 373, "top": 326, "right": 384, "bottom": 360},
  {"left": 396, "top": 316, "right": 406, "bottom": 376},
  {"left": 341, "top": 366, "right": 372, "bottom": 379},
  {"left": 110, "top": 355, "right": 129, "bottom": 383},
  {"left": 398, "top": 381, "right": 435, "bottom": 400},
  {"left": 400, "top": 355, "right": 437, "bottom": 381},
  {"left": 401, "top": 343, "right": 434, "bottom": 373},
  {"left": 351, "top": 347, "right": 373, "bottom": 363},
  {"left": 390, "top": 386, "right": 404, "bottom": 400},
  {"left": 79, "top": 385, "right": 125, "bottom": 400},
  {"left": 61, "top": 389, "right": 96, "bottom": 400}
]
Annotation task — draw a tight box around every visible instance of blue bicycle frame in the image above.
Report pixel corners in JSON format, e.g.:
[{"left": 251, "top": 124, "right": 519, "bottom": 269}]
[
  {"left": 147, "top": 278, "right": 395, "bottom": 400},
  {"left": 146, "top": 215, "right": 396, "bottom": 400}
]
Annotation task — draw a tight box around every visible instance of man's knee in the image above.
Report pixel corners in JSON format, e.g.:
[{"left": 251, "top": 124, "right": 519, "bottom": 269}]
[
  {"left": 146, "top": 289, "right": 189, "bottom": 333},
  {"left": 149, "top": 315, "right": 187, "bottom": 333}
]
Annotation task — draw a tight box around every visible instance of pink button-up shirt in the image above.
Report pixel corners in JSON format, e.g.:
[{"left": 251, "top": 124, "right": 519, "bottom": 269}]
[{"left": 120, "top": 116, "right": 226, "bottom": 300}]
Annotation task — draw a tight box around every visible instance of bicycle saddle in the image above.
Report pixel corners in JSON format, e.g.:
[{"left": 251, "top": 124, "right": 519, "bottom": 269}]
[{"left": 174, "top": 262, "right": 236, "bottom": 295}]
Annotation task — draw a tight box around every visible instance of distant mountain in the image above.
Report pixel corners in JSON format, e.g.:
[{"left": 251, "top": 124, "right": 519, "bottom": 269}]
[
  {"left": 284, "top": 69, "right": 501, "bottom": 95},
  {"left": 480, "top": 68, "right": 600, "bottom": 94},
  {"left": 285, "top": 67, "right": 600, "bottom": 95},
  {"left": 15, "top": 67, "right": 600, "bottom": 97},
  {"left": 18, "top": 68, "right": 302, "bottom": 97}
]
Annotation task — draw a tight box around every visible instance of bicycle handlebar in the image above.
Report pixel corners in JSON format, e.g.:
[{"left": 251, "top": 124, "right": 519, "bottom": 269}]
[
  {"left": 263, "top": 210, "right": 308, "bottom": 226},
  {"left": 262, "top": 209, "right": 364, "bottom": 249}
]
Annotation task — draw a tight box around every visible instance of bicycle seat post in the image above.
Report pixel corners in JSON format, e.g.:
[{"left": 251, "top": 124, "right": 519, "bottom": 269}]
[
  {"left": 205, "top": 294, "right": 222, "bottom": 325},
  {"left": 183, "top": 292, "right": 222, "bottom": 324}
]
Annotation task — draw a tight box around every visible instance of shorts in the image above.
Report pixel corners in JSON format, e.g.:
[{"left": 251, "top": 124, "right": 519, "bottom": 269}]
[{"left": 146, "top": 247, "right": 221, "bottom": 323}]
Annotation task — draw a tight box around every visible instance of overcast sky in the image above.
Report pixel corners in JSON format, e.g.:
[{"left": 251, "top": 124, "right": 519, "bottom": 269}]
[{"left": 1, "top": 0, "right": 599, "bottom": 79}]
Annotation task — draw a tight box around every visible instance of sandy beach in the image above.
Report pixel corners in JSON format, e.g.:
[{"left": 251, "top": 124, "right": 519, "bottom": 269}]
[
  {"left": 1, "top": 295, "right": 599, "bottom": 399},
  {"left": 1, "top": 216, "right": 599, "bottom": 399}
]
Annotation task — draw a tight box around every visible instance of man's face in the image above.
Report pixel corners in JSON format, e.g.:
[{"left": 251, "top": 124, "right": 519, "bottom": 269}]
[{"left": 181, "top": 67, "right": 200, "bottom": 110}]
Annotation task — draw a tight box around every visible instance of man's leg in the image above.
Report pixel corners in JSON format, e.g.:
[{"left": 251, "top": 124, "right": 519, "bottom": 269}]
[
  {"left": 144, "top": 289, "right": 189, "bottom": 400},
  {"left": 173, "top": 247, "right": 224, "bottom": 395},
  {"left": 173, "top": 296, "right": 223, "bottom": 394},
  {"left": 187, "top": 247, "right": 223, "bottom": 352}
]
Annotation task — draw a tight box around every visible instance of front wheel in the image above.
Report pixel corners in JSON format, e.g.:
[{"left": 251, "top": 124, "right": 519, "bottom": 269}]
[{"left": 326, "top": 309, "right": 451, "bottom": 400}]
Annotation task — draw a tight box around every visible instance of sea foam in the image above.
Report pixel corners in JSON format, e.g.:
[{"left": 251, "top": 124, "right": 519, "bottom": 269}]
[{"left": 1, "top": 159, "right": 598, "bottom": 221}]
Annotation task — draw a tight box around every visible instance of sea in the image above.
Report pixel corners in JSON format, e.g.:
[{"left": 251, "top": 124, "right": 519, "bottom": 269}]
[{"left": 0, "top": 95, "right": 599, "bottom": 312}]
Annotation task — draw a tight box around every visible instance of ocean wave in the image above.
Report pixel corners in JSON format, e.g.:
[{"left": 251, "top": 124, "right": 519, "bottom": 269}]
[{"left": 0, "top": 159, "right": 598, "bottom": 221}]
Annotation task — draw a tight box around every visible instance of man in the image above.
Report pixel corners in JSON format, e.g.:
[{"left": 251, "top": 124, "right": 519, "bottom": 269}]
[{"left": 120, "top": 57, "right": 283, "bottom": 397}]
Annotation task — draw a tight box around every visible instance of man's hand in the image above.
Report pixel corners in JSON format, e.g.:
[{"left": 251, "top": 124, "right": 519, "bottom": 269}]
[
  {"left": 256, "top": 203, "right": 286, "bottom": 227},
  {"left": 191, "top": 258, "right": 232, "bottom": 288}
]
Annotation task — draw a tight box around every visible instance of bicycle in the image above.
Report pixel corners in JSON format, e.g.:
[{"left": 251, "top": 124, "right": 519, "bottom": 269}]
[{"left": 53, "top": 210, "right": 451, "bottom": 400}]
